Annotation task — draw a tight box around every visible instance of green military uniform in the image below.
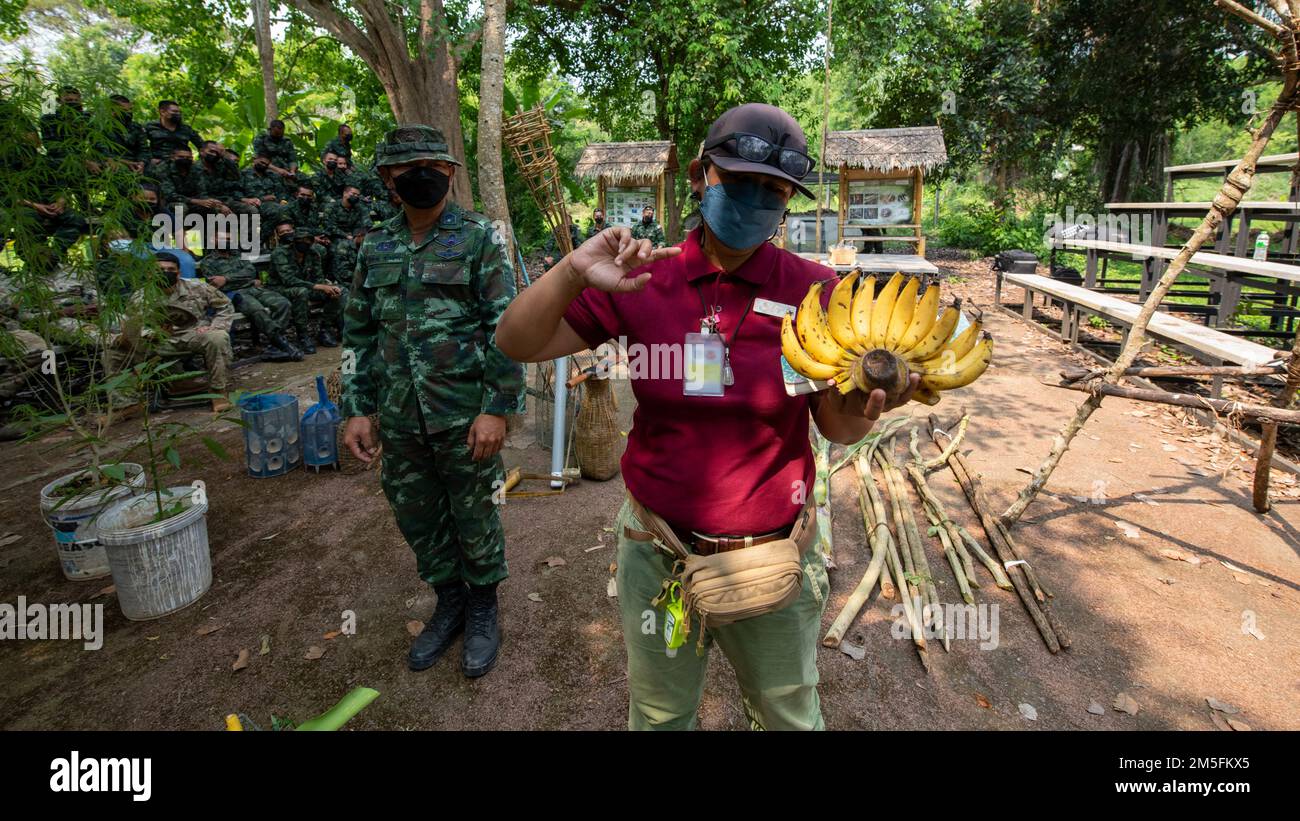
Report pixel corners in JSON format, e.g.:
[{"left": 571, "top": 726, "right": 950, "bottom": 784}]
[
  {"left": 198, "top": 250, "right": 293, "bottom": 342},
  {"left": 320, "top": 195, "right": 370, "bottom": 280},
  {"left": 630, "top": 217, "right": 666, "bottom": 247},
  {"left": 145, "top": 120, "right": 203, "bottom": 162},
  {"left": 585, "top": 220, "right": 608, "bottom": 240},
  {"left": 252, "top": 131, "right": 297, "bottom": 171},
  {"left": 267, "top": 227, "right": 342, "bottom": 338},
  {"left": 341, "top": 126, "right": 524, "bottom": 590},
  {"left": 156, "top": 158, "right": 207, "bottom": 209},
  {"left": 311, "top": 165, "right": 351, "bottom": 203},
  {"left": 196, "top": 154, "right": 256, "bottom": 214},
  {"left": 2, "top": 135, "right": 88, "bottom": 271},
  {"left": 323, "top": 136, "right": 353, "bottom": 160},
  {"left": 283, "top": 195, "right": 324, "bottom": 236},
  {"left": 240, "top": 165, "right": 288, "bottom": 203},
  {"left": 105, "top": 114, "right": 149, "bottom": 165},
  {"left": 39, "top": 104, "right": 91, "bottom": 166}
]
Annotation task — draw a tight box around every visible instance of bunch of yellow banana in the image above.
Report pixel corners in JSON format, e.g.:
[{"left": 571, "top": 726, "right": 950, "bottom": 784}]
[{"left": 780, "top": 270, "right": 993, "bottom": 405}]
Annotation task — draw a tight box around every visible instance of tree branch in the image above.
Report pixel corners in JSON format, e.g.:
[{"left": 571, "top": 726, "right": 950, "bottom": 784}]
[
  {"left": 283, "top": 0, "right": 380, "bottom": 66},
  {"left": 1214, "top": 0, "right": 1287, "bottom": 36}
]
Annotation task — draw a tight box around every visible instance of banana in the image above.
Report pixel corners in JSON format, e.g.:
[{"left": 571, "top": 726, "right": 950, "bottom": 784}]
[
  {"left": 794, "top": 285, "right": 848, "bottom": 366},
  {"left": 918, "top": 318, "right": 981, "bottom": 370},
  {"left": 912, "top": 385, "right": 942, "bottom": 406},
  {"left": 850, "top": 274, "right": 876, "bottom": 349},
  {"left": 868, "top": 272, "right": 903, "bottom": 348},
  {"left": 896, "top": 281, "right": 940, "bottom": 353},
  {"left": 781, "top": 313, "right": 841, "bottom": 381},
  {"left": 826, "top": 271, "right": 861, "bottom": 353},
  {"left": 916, "top": 334, "right": 994, "bottom": 391},
  {"left": 907, "top": 302, "right": 961, "bottom": 362},
  {"left": 885, "top": 276, "right": 920, "bottom": 351}
]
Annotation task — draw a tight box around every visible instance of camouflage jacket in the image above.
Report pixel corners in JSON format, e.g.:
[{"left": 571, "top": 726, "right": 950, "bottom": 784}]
[
  {"left": 240, "top": 167, "right": 287, "bottom": 202},
  {"left": 125, "top": 277, "right": 233, "bottom": 342},
  {"left": 585, "top": 222, "right": 608, "bottom": 240},
  {"left": 253, "top": 132, "right": 297, "bottom": 170},
  {"left": 542, "top": 223, "right": 582, "bottom": 258},
  {"left": 39, "top": 106, "right": 91, "bottom": 164},
  {"left": 105, "top": 118, "right": 149, "bottom": 163},
  {"left": 267, "top": 243, "right": 329, "bottom": 289},
  {"left": 156, "top": 160, "right": 208, "bottom": 206},
  {"left": 323, "top": 137, "right": 353, "bottom": 159},
  {"left": 630, "top": 219, "right": 666, "bottom": 247},
  {"left": 340, "top": 202, "right": 524, "bottom": 433},
  {"left": 321, "top": 199, "right": 370, "bottom": 242},
  {"left": 198, "top": 252, "right": 259, "bottom": 292},
  {"left": 283, "top": 199, "right": 324, "bottom": 236},
  {"left": 311, "top": 167, "right": 351, "bottom": 202},
  {"left": 144, "top": 121, "right": 204, "bottom": 161},
  {"left": 196, "top": 156, "right": 245, "bottom": 202}
]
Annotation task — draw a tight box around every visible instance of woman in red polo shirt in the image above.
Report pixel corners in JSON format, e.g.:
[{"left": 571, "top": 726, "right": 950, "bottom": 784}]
[{"left": 497, "top": 104, "right": 916, "bottom": 730}]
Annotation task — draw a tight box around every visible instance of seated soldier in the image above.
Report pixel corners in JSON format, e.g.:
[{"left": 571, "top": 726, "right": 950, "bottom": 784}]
[
  {"left": 312, "top": 150, "right": 348, "bottom": 203},
  {"left": 198, "top": 231, "right": 301, "bottom": 362},
  {"left": 323, "top": 123, "right": 353, "bottom": 160},
  {"left": 266, "top": 226, "right": 342, "bottom": 353},
  {"left": 320, "top": 184, "right": 369, "bottom": 281},
  {"left": 196, "top": 140, "right": 258, "bottom": 215},
  {"left": 5, "top": 120, "right": 89, "bottom": 273},
  {"left": 105, "top": 251, "right": 235, "bottom": 413},
  {"left": 252, "top": 119, "right": 299, "bottom": 179},
  {"left": 158, "top": 147, "right": 231, "bottom": 217},
  {"left": 286, "top": 183, "right": 325, "bottom": 238}
]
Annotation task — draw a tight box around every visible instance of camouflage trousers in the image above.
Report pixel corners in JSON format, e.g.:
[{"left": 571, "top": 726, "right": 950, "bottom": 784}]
[
  {"left": 103, "top": 327, "right": 233, "bottom": 399},
  {"left": 228, "top": 287, "right": 292, "bottom": 338},
  {"left": 268, "top": 286, "right": 343, "bottom": 336},
  {"left": 378, "top": 424, "right": 508, "bottom": 587}
]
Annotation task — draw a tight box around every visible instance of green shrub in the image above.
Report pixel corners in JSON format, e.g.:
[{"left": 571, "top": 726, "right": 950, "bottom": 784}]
[{"left": 937, "top": 203, "right": 1047, "bottom": 257}]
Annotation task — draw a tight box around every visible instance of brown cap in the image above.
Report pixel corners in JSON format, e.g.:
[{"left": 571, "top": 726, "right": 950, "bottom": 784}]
[{"left": 701, "top": 103, "right": 813, "bottom": 198}]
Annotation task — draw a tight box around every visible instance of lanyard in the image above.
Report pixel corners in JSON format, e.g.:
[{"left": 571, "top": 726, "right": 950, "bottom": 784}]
[{"left": 694, "top": 273, "right": 757, "bottom": 345}]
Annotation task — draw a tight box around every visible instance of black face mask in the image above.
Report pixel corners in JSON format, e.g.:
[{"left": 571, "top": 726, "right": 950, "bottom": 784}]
[
  {"left": 298, "top": 196, "right": 312, "bottom": 206},
  {"left": 642, "top": 215, "right": 653, "bottom": 224},
  {"left": 393, "top": 167, "right": 449, "bottom": 209},
  {"left": 117, "top": 112, "right": 132, "bottom": 124},
  {"left": 175, "top": 158, "right": 192, "bottom": 170},
  {"left": 65, "top": 102, "right": 83, "bottom": 112},
  {"left": 325, "top": 160, "right": 337, "bottom": 170},
  {"left": 277, "top": 233, "right": 293, "bottom": 244},
  {"left": 345, "top": 195, "right": 359, "bottom": 206},
  {"left": 594, "top": 216, "right": 604, "bottom": 224},
  {"left": 341, "top": 133, "right": 351, "bottom": 143},
  {"left": 293, "top": 239, "right": 312, "bottom": 252},
  {"left": 166, "top": 113, "right": 182, "bottom": 125}
]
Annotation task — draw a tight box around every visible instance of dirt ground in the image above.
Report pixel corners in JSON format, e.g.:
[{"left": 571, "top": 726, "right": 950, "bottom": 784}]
[{"left": 0, "top": 254, "right": 1296, "bottom": 731}]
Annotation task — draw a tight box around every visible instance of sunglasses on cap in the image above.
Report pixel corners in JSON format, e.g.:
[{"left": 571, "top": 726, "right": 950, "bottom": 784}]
[{"left": 702, "top": 131, "right": 813, "bottom": 179}]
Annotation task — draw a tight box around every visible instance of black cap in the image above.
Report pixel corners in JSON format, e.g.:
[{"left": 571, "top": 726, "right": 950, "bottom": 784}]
[{"left": 702, "top": 103, "right": 813, "bottom": 199}]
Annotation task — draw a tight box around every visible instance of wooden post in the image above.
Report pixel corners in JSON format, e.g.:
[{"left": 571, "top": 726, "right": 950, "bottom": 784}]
[
  {"left": 837, "top": 162, "right": 848, "bottom": 247},
  {"left": 914, "top": 168, "right": 925, "bottom": 257}
]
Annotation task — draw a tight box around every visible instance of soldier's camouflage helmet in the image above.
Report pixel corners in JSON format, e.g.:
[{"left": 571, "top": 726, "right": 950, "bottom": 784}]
[{"left": 375, "top": 124, "right": 461, "bottom": 168}]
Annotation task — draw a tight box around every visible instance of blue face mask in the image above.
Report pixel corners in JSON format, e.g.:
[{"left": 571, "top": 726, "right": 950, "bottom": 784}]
[{"left": 699, "top": 179, "right": 788, "bottom": 251}]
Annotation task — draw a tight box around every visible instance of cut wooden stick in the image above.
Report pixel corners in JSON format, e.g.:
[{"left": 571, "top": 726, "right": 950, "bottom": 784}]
[
  {"left": 1060, "top": 363, "right": 1286, "bottom": 384},
  {"left": 1047, "top": 379, "right": 1300, "bottom": 424},
  {"left": 928, "top": 416, "right": 1062, "bottom": 653},
  {"left": 924, "top": 502, "right": 974, "bottom": 605},
  {"left": 878, "top": 445, "right": 948, "bottom": 651},
  {"left": 1252, "top": 331, "right": 1300, "bottom": 512},
  {"left": 957, "top": 525, "right": 1013, "bottom": 590},
  {"left": 822, "top": 459, "right": 891, "bottom": 648},
  {"left": 861, "top": 452, "right": 927, "bottom": 669}
]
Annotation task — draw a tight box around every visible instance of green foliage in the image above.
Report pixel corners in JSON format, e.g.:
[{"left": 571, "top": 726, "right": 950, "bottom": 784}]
[{"left": 936, "top": 202, "right": 1046, "bottom": 257}]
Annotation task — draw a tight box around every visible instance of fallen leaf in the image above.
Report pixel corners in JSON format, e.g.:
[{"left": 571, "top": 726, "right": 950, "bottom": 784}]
[
  {"left": 1087, "top": 702, "right": 1105, "bottom": 716},
  {"left": 1233, "top": 573, "right": 1251, "bottom": 585},
  {"left": 259, "top": 635, "right": 270, "bottom": 655},
  {"left": 1133, "top": 493, "right": 1161, "bottom": 506},
  {"left": 1018, "top": 703, "right": 1038, "bottom": 721},
  {"left": 606, "top": 577, "right": 617, "bottom": 598},
  {"left": 1159, "top": 548, "right": 1201, "bottom": 565},
  {"left": 232, "top": 649, "right": 249, "bottom": 671},
  {"left": 527, "top": 592, "right": 543, "bottom": 603},
  {"left": 0, "top": 533, "right": 21, "bottom": 547},
  {"left": 1226, "top": 718, "right": 1251, "bottom": 732},
  {"left": 1158, "top": 577, "right": 1176, "bottom": 585},
  {"left": 145, "top": 635, "right": 159, "bottom": 641},
  {"left": 1206, "top": 697, "right": 1239, "bottom": 715},
  {"left": 323, "top": 630, "right": 341, "bottom": 640},
  {"left": 1209, "top": 711, "right": 1233, "bottom": 731},
  {"left": 1161, "top": 444, "right": 1178, "bottom": 452},
  {"left": 975, "top": 693, "right": 991, "bottom": 709},
  {"left": 96, "top": 584, "right": 116, "bottom": 597},
  {"left": 839, "top": 640, "right": 866, "bottom": 660},
  {"left": 406, "top": 620, "right": 423, "bottom": 638},
  {"left": 1113, "top": 692, "right": 1140, "bottom": 716},
  {"left": 304, "top": 645, "right": 325, "bottom": 660},
  {"left": 1116, "top": 521, "right": 1141, "bottom": 539},
  {"left": 195, "top": 623, "right": 224, "bottom": 636},
  {"left": 543, "top": 556, "right": 567, "bottom": 568}
]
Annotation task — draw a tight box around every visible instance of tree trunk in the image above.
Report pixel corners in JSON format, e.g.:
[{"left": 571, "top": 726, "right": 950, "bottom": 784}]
[
  {"left": 476, "top": 0, "right": 513, "bottom": 256},
  {"left": 252, "top": 0, "right": 277, "bottom": 122}
]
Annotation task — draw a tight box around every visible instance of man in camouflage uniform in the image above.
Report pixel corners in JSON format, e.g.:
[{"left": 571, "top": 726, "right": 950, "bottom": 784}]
[
  {"left": 105, "top": 252, "right": 235, "bottom": 413},
  {"left": 320, "top": 184, "right": 369, "bottom": 280},
  {"left": 284, "top": 183, "right": 325, "bottom": 238},
  {"left": 146, "top": 100, "right": 203, "bottom": 165},
  {"left": 323, "top": 123, "right": 354, "bottom": 160},
  {"left": 196, "top": 141, "right": 258, "bottom": 215},
  {"left": 198, "top": 232, "right": 301, "bottom": 362},
  {"left": 312, "top": 150, "right": 352, "bottom": 203},
  {"left": 341, "top": 124, "right": 524, "bottom": 679},
  {"left": 5, "top": 121, "right": 88, "bottom": 273},
  {"left": 267, "top": 225, "right": 341, "bottom": 352},
  {"left": 39, "top": 86, "right": 91, "bottom": 168},
  {"left": 104, "top": 95, "right": 148, "bottom": 172},
  {"left": 252, "top": 119, "right": 299, "bottom": 177},
  {"left": 630, "top": 204, "right": 666, "bottom": 247},
  {"left": 158, "top": 147, "right": 232, "bottom": 217},
  {"left": 585, "top": 208, "right": 608, "bottom": 240}
]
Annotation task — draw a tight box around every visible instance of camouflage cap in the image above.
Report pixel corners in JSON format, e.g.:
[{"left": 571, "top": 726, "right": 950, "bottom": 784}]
[{"left": 374, "top": 124, "right": 461, "bottom": 168}]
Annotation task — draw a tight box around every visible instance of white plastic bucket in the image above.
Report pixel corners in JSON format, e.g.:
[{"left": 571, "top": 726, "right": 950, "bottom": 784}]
[
  {"left": 39, "top": 464, "right": 146, "bottom": 581},
  {"left": 97, "top": 486, "right": 211, "bottom": 620}
]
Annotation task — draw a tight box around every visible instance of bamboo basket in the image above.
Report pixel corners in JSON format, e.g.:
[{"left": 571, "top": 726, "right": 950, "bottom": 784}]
[
  {"left": 574, "top": 376, "right": 621, "bottom": 480},
  {"left": 502, "top": 105, "right": 576, "bottom": 257}
]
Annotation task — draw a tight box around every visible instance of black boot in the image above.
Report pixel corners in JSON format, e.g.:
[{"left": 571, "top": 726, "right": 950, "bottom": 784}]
[
  {"left": 462, "top": 583, "right": 500, "bottom": 678},
  {"left": 297, "top": 330, "right": 316, "bottom": 356},
  {"left": 265, "top": 334, "right": 304, "bottom": 362},
  {"left": 317, "top": 327, "right": 339, "bottom": 348},
  {"left": 408, "top": 582, "right": 466, "bottom": 671}
]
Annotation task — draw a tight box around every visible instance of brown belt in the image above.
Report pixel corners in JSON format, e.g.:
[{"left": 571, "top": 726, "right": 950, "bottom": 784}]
[{"left": 672, "top": 525, "right": 792, "bottom": 556}]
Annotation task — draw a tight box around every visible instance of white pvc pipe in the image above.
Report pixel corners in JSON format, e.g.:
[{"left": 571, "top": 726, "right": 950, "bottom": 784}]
[{"left": 550, "top": 355, "right": 569, "bottom": 489}]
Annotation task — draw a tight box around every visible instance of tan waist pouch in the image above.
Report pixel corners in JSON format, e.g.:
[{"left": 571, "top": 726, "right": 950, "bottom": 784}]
[{"left": 625, "top": 497, "right": 816, "bottom": 633}]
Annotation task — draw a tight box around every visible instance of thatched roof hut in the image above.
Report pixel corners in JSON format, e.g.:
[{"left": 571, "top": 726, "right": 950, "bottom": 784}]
[
  {"left": 573, "top": 141, "right": 679, "bottom": 185},
  {"left": 824, "top": 126, "right": 947, "bottom": 174}
]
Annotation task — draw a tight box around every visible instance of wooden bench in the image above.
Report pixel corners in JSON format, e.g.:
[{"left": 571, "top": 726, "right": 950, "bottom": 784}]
[
  {"left": 1056, "top": 238, "right": 1300, "bottom": 336},
  {"left": 995, "top": 271, "right": 1281, "bottom": 397}
]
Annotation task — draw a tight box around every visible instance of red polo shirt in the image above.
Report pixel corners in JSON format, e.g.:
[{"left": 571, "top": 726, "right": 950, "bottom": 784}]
[{"left": 564, "top": 228, "right": 832, "bottom": 536}]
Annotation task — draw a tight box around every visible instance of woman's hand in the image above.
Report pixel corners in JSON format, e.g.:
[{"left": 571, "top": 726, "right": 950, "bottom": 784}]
[{"left": 566, "top": 226, "right": 681, "bottom": 293}]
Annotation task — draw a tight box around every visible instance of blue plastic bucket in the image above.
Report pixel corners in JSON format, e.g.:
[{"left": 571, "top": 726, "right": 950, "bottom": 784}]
[{"left": 239, "top": 394, "right": 302, "bottom": 478}]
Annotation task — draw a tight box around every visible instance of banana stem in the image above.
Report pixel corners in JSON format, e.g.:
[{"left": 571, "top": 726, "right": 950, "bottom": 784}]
[{"left": 878, "top": 444, "right": 948, "bottom": 651}]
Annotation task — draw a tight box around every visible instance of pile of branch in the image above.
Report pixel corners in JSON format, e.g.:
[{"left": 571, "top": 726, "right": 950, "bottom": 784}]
[{"left": 821, "top": 413, "right": 1066, "bottom": 670}]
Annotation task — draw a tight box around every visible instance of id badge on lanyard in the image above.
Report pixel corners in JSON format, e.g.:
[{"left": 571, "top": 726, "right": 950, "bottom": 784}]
[{"left": 684, "top": 328, "right": 726, "bottom": 397}]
